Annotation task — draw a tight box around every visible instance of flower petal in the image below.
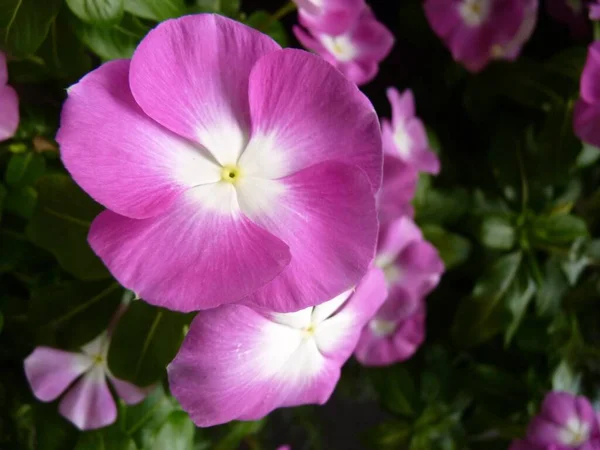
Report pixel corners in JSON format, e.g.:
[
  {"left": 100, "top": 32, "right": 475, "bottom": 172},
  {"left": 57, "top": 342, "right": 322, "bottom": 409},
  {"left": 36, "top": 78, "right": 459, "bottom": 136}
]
[
  {"left": 89, "top": 187, "right": 291, "bottom": 312},
  {"left": 129, "top": 14, "right": 280, "bottom": 164},
  {"left": 574, "top": 100, "right": 600, "bottom": 148},
  {"left": 0, "top": 52, "right": 7, "bottom": 86},
  {"left": 377, "top": 155, "right": 418, "bottom": 228},
  {"left": 388, "top": 88, "right": 415, "bottom": 127},
  {"left": 376, "top": 216, "right": 423, "bottom": 266},
  {"left": 24, "top": 347, "right": 93, "bottom": 402},
  {"left": 59, "top": 365, "right": 116, "bottom": 430},
  {"left": 58, "top": 59, "right": 221, "bottom": 220},
  {"left": 245, "top": 48, "right": 382, "bottom": 189},
  {"left": 108, "top": 375, "right": 149, "bottom": 405},
  {"left": 581, "top": 43, "right": 600, "bottom": 103},
  {"left": 239, "top": 162, "right": 378, "bottom": 312},
  {"left": 168, "top": 304, "right": 335, "bottom": 427},
  {"left": 0, "top": 84, "right": 19, "bottom": 142}
]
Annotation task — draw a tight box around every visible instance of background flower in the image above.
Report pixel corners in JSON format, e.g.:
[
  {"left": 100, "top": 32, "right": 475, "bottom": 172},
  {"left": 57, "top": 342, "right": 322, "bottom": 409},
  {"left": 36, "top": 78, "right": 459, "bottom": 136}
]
[
  {"left": 575, "top": 40, "right": 600, "bottom": 147},
  {"left": 0, "top": 52, "right": 19, "bottom": 142}
]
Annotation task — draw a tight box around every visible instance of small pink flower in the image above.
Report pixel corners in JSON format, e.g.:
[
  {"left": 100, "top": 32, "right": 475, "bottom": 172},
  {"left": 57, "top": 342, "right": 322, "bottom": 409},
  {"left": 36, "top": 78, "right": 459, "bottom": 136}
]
[
  {"left": 527, "top": 392, "right": 598, "bottom": 449},
  {"left": 294, "top": 0, "right": 365, "bottom": 35},
  {"left": 547, "top": 0, "right": 591, "bottom": 39},
  {"left": 574, "top": 41, "right": 600, "bottom": 148},
  {"left": 590, "top": 1, "right": 600, "bottom": 20},
  {"left": 0, "top": 52, "right": 19, "bottom": 141},
  {"left": 24, "top": 333, "right": 148, "bottom": 430},
  {"left": 382, "top": 88, "right": 440, "bottom": 175},
  {"left": 58, "top": 14, "right": 382, "bottom": 313},
  {"left": 293, "top": 8, "right": 394, "bottom": 85},
  {"left": 424, "top": 0, "right": 533, "bottom": 72},
  {"left": 377, "top": 155, "right": 418, "bottom": 229},
  {"left": 354, "top": 217, "right": 443, "bottom": 366},
  {"left": 168, "top": 268, "right": 387, "bottom": 427}
]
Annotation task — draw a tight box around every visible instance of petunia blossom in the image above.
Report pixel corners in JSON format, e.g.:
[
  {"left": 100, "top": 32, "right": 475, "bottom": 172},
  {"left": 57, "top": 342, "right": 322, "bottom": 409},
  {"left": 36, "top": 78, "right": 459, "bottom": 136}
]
[
  {"left": 0, "top": 52, "right": 19, "bottom": 141},
  {"left": 354, "top": 217, "right": 443, "bottom": 366},
  {"left": 574, "top": 41, "right": 600, "bottom": 148},
  {"left": 423, "top": 0, "right": 533, "bottom": 72},
  {"left": 168, "top": 268, "right": 387, "bottom": 427},
  {"left": 547, "top": 0, "right": 591, "bottom": 39},
  {"left": 294, "top": 0, "right": 365, "bottom": 35},
  {"left": 24, "top": 332, "right": 148, "bottom": 430},
  {"left": 58, "top": 14, "right": 382, "bottom": 314},
  {"left": 492, "top": 0, "right": 538, "bottom": 62},
  {"left": 293, "top": 8, "right": 394, "bottom": 85},
  {"left": 382, "top": 88, "right": 440, "bottom": 174},
  {"left": 526, "top": 391, "right": 598, "bottom": 449}
]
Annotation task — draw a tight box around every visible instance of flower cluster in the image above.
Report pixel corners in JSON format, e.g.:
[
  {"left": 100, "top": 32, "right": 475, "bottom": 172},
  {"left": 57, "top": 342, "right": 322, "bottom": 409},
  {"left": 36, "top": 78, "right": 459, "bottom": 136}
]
[
  {"left": 292, "top": 0, "right": 394, "bottom": 85},
  {"left": 510, "top": 392, "right": 600, "bottom": 450},
  {"left": 0, "top": 52, "right": 19, "bottom": 142},
  {"left": 424, "top": 0, "right": 538, "bottom": 72},
  {"left": 354, "top": 88, "right": 444, "bottom": 366}
]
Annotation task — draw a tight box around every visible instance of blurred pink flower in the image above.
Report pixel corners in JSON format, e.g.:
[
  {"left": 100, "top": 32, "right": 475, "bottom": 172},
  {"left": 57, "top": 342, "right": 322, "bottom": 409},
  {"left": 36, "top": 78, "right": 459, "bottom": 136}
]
[
  {"left": 424, "top": 0, "right": 536, "bottom": 72},
  {"left": 590, "top": 1, "right": 600, "bottom": 19},
  {"left": 168, "top": 268, "right": 387, "bottom": 427},
  {"left": 377, "top": 155, "right": 418, "bottom": 229},
  {"left": 294, "top": 0, "right": 365, "bottom": 35},
  {"left": 574, "top": 41, "right": 600, "bottom": 147},
  {"left": 24, "top": 332, "right": 148, "bottom": 430},
  {"left": 0, "top": 52, "right": 19, "bottom": 141},
  {"left": 294, "top": 8, "right": 394, "bottom": 85}
]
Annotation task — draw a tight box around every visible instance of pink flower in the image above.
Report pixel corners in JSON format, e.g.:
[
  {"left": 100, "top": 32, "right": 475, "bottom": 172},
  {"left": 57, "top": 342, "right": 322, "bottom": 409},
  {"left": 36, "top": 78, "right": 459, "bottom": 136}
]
[
  {"left": 294, "top": 0, "right": 365, "bottom": 35},
  {"left": 424, "top": 0, "right": 534, "bottom": 72},
  {"left": 354, "top": 217, "right": 444, "bottom": 366},
  {"left": 574, "top": 41, "right": 600, "bottom": 148},
  {"left": 526, "top": 392, "right": 598, "bottom": 449},
  {"left": 58, "top": 14, "right": 382, "bottom": 313},
  {"left": 547, "top": 0, "right": 591, "bottom": 39},
  {"left": 0, "top": 52, "right": 19, "bottom": 141},
  {"left": 167, "top": 268, "right": 387, "bottom": 427},
  {"left": 293, "top": 8, "right": 394, "bottom": 85},
  {"left": 382, "top": 88, "right": 440, "bottom": 175},
  {"left": 590, "top": 1, "right": 600, "bottom": 20},
  {"left": 377, "top": 155, "right": 418, "bottom": 229},
  {"left": 24, "top": 332, "right": 148, "bottom": 430}
]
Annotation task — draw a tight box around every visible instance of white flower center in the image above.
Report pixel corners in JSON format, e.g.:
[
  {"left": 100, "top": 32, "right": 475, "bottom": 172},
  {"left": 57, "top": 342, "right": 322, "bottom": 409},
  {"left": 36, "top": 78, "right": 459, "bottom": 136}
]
[
  {"left": 320, "top": 34, "right": 358, "bottom": 62},
  {"left": 393, "top": 122, "right": 413, "bottom": 159},
  {"left": 559, "top": 418, "right": 590, "bottom": 447},
  {"left": 369, "top": 319, "right": 397, "bottom": 337},
  {"left": 459, "top": 0, "right": 491, "bottom": 27}
]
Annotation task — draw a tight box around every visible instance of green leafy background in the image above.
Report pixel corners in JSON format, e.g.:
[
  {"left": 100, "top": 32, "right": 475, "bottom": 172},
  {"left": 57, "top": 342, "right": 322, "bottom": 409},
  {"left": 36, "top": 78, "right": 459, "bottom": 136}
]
[{"left": 1, "top": 0, "right": 599, "bottom": 449}]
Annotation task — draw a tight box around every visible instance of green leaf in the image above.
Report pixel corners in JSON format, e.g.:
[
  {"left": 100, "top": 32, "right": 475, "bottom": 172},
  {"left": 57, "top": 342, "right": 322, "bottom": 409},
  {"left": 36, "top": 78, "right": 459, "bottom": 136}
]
[
  {"left": 34, "top": 403, "right": 78, "bottom": 450},
  {"left": 214, "top": 420, "right": 265, "bottom": 450},
  {"left": 5, "top": 152, "right": 46, "bottom": 187},
  {"left": 531, "top": 213, "right": 588, "bottom": 248},
  {"left": 108, "top": 301, "right": 191, "bottom": 386},
  {"left": 362, "top": 420, "right": 412, "bottom": 449},
  {"left": 151, "top": 411, "right": 194, "bottom": 450},
  {"left": 75, "top": 428, "right": 137, "bottom": 450},
  {"left": 551, "top": 361, "right": 581, "bottom": 394},
  {"left": 504, "top": 271, "right": 536, "bottom": 345},
  {"left": 73, "top": 13, "right": 149, "bottom": 60},
  {"left": 193, "top": 0, "right": 240, "bottom": 16},
  {"left": 4, "top": 186, "right": 37, "bottom": 219},
  {"left": 124, "top": 0, "right": 185, "bottom": 21},
  {"left": 369, "top": 365, "right": 420, "bottom": 417},
  {"left": 480, "top": 216, "right": 515, "bottom": 250},
  {"left": 414, "top": 186, "right": 470, "bottom": 226},
  {"left": 67, "top": 0, "right": 125, "bottom": 25},
  {"left": 0, "top": 0, "right": 62, "bottom": 57},
  {"left": 29, "top": 280, "right": 121, "bottom": 348},
  {"left": 535, "top": 257, "right": 568, "bottom": 316},
  {"left": 245, "top": 11, "right": 288, "bottom": 47},
  {"left": 0, "top": 183, "right": 6, "bottom": 222},
  {"left": 26, "top": 174, "right": 109, "bottom": 280},
  {"left": 421, "top": 225, "right": 471, "bottom": 269},
  {"left": 0, "top": 229, "right": 42, "bottom": 273}
]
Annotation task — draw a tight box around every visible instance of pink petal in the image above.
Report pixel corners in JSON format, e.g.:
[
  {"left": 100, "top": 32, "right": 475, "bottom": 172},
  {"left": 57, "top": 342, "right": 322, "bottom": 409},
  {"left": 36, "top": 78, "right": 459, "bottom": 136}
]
[
  {"left": 0, "top": 52, "right": 7, "bottom": 86},
  {"left": 240, "top": 162, "right": 378, "bottom": 312},
  {"left": 574, "top": 99, "right": 600, "bottom": 147},
  {"left": 129, "top": 14, "right": 280, "bottom": 164},
  {"left": 0, "top": 84, "right": 19, "bottom": 142},
  {"left": 58, "top": 59, "right": 222, "bottom": 220},
  {"left": 397, "top": 240, "right": 445, "bottom": 297},
  {"left": 24, "top": 347, "right": 93, "bottom": 402},
  {"left": 89, "top": 188, "right": 291, "bottom": 312},
  {"left": 297, "top": 0, "right": 364, "bottom": 35},
  {"left": 59, "top": 365, "right": 117, "bottom": 430},
  {"left": 581, "top": 42, "right": 600, "bottom": 104},
  {"left": 108, "top": 375, "right": 149, "bottom": 405},
  {"left": 387, "top": 88, "right": 415, "bottom": 127},
  {"left": 339, "top": 60, "right": 379, "bottom": 85},
  {"left": 246, "top": 48, "right": 382, "bottom": 190},
  {"left": 377, "top": 216, "right": 423, "bottom": 265},
  {"left": 351, "top": 10, "right": 395, "bottom": 63}
]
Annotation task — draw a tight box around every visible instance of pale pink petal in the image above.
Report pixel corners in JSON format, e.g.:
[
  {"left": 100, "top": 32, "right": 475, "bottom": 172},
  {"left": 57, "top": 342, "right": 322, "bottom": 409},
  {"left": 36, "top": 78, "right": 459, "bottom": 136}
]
[
  {"left": 58, "top": 59, "right": 221, "bottom": 220},
  {"left": 297, "top": 0, "right": 364, "bottom": 35},
  {"left": 129, "top": 14, "right": 280, "bottom": 164},
  {"left": 245, "top": 48, "right": 381, "bottom": 189},
  {"left": 59, "top": 365, "right": 116, "bottom": 430},
  {"left": 0, "top": 85, "right": 19, "bottom": 142},
  {"left": 377, "top": 155, "right": 418, "bottom": 227},
  {"left": 89, "top": 188, "right": 291, "bottom": 312},
  {"left": 388, "top": 88, "right": 415, "bottom": 126},
  {"left": 376, "top": 216, "right": 423, "bottom": 266},
  {"left": 239, "top": 162, "right": 378, "bottom": 312},
  {"left": 24, "top": 347, "right": 93, "bottom": 402},
  {"left": 108, "top": 376, "right": 149, "bottom": 405}
]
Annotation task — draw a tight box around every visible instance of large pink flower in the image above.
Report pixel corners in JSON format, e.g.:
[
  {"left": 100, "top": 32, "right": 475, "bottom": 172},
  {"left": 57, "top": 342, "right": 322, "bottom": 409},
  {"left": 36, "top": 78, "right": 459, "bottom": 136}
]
[
  {"left": 293, "top": 8, "right": 394, "bottom": 85},
  {"left": 58, "top": 14, "right": 382, "bottom": 313},
  {"left": 294, "top": 0, "right": 365, "bottom": 35},
  {"left": 0, "top": 52, "right": 19, "bottom": 141},
  {"left": 423, "top": 0, "right": 532, "bottom": 72},
  {"left": 168, "top": 268, "right": 387, "bottom": 427},
  {"left": 575, "top": 41, "right": 600, "bottom": 148},
  {"left": 24, "top": 332, "right": 148, "bottom": 430}
]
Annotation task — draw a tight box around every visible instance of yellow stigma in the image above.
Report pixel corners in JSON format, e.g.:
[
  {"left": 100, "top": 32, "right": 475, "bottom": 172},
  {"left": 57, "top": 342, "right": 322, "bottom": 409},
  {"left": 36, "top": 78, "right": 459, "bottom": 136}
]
[
  {"left": 221, "top": 165, "right": 242, "bottom": 184},
  {"left": 92, "top": 354, "right": 104, "bottom": 365},
  {"left": 303, "top": 323, "right": 316, "bottom": 338}
]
